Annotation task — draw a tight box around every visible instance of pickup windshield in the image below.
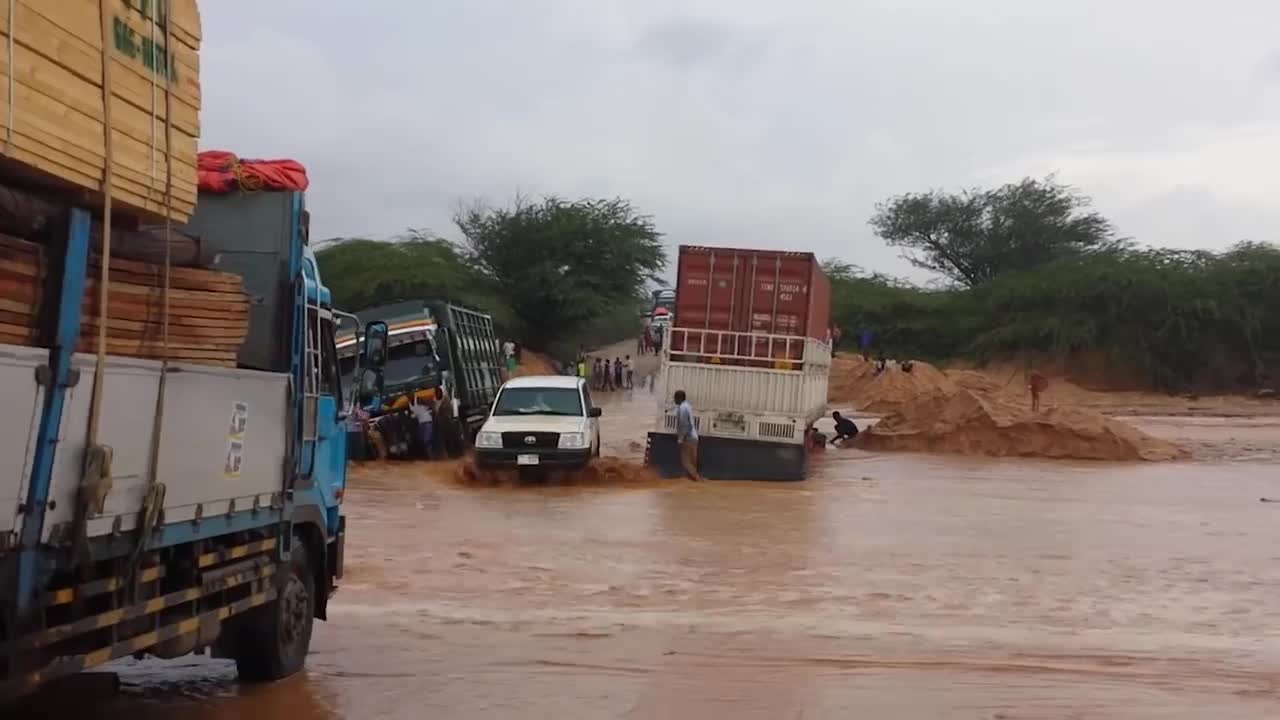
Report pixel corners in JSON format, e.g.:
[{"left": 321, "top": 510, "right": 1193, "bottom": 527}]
[{"left": 492, "top": 387, "right": 583, "bottom": 417}]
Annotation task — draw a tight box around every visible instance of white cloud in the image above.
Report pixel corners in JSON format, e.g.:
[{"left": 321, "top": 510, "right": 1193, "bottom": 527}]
[{"left": 198, "top": 1, "right": 1280, "bottom": 280}]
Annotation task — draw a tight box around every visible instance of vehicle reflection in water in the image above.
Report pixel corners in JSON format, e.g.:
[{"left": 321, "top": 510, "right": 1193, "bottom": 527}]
[
  {"left": 15, "top": 665, "right": 339, "bottom": 720},
  {"left": 20, "top": 390, "right": 1280, "bottom": 718}
]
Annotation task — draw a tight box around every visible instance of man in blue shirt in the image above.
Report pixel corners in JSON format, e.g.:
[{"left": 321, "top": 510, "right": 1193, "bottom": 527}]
[
  {"left": 859, "top": 328, "right": 875, "bottom": 361},
  {"left": 673, "top": 390, "right": 703, "bottom": 481}
]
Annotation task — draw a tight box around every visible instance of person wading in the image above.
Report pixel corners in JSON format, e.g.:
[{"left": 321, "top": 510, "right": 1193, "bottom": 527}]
[
  {"left": 674, "top": 390, "right": 704, "bottom": 482},
  {"left": 502, "top": 339, "right": 517, "bottom": 377},
  {"left": 410, "top": 391, "right": 435, "bottom": 459},
  {"left": 829, "top": 411, "right": 859, "bottom": 446}
]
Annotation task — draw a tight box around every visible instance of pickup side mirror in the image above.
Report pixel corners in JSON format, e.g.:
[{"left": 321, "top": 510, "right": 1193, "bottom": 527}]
[
  {"left": 363, "top": 320, "right": 389, "bottom": 369},
  {"left": 589, "top": 407, "right": 603, "bottom": 418}
]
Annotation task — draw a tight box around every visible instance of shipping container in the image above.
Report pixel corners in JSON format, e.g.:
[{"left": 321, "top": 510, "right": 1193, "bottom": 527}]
[
  {"left": 646, "top": 244, "right": 833, "bottom": 482},
  {"left": 671, "top": 245, "right": 830, "bottom": 363}
]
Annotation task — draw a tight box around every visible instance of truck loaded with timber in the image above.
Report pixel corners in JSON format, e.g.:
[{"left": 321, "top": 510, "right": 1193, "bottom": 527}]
[
  {"left": 0, "top": 1, "right": 368, "bottom": 701},
  {"left": 646, "top": 245, "right": 832, "bottom": 481}
]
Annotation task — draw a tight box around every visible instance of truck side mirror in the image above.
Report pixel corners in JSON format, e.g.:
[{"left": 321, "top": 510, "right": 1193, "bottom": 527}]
[
  {"left": 358, "top": 367, "right": 383, "bottom": 403},
  {"left": 589, "top": 407, "right": 603, "bottom": 418},
  {"left": 363, "top": 320, "right": 389, "bottom": 369}
]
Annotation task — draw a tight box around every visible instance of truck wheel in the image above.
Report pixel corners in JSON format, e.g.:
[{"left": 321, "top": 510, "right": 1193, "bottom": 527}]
[{"left": 234, "top": 535, "right": 315, "bottom": 682}]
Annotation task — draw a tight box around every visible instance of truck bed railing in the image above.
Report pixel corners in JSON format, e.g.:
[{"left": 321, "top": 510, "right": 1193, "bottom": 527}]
[{"left": 665, "top": 328, "right": 831, "bottom": 368}]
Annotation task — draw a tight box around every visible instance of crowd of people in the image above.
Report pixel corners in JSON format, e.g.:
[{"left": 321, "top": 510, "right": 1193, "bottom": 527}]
[
  {"left": 348, "top": 389, "right": 462, "bottom": 462},
  {"left": 637, "top": 323, "right": 665, "bottom": 355},
  {"left": 586, "top": 355, "right": 635, "bottom": 392}
]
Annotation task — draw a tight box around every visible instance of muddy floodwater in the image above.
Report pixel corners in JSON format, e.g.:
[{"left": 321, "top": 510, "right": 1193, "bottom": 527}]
[{"left": 23, "top": 390, "right": 1280, "bottom": 719}]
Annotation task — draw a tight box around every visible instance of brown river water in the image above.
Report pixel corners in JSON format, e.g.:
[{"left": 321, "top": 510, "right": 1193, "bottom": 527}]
[{"left": 20, "top": 389, "right": 1280, "bottom": 719}]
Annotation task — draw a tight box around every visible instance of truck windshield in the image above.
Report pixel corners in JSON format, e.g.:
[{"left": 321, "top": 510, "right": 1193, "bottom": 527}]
[
  {"left": 383, "top": 338, "right": 439, "bottom": 383},
  {"left": 492, "top": 387, "right": 583, "bottom": 417}
]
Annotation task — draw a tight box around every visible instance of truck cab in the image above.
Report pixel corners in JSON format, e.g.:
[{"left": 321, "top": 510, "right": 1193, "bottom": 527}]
[{"left": 337, "top": 301, "right": 504, "bottom": 454}]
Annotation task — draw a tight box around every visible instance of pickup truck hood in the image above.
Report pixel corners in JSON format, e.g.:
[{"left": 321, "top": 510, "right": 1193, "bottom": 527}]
[{"left": 481, "top": 415, "right": 589, "bottom": 435}]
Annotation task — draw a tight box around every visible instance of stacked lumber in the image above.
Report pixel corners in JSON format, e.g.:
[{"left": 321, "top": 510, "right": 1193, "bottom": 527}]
[
  {"left": 0, "top": 0, "right": 202, "bottom": 223},
  {"left": 0, "top": 183, "right": 205, "bottom": 265},
  {"left": 0, "top": 233, "right": 45, "bottom": 343},
  {"left": 0, "top": 236, "right": 248, "bottom": 367},
  {"left": 79, "top": 254, "right": 248, "bottom": 365}
]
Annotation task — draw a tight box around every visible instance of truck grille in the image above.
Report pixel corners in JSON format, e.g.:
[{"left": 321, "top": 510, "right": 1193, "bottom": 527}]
[
  {"left": 758, "top": 421, "right": 797, "bottom": 440},
  {"left": 663, "top": 414, "right": 701, "bottom": 432},
  {"left": 502, "top": 431, "right": 560, "bottom": 449}
]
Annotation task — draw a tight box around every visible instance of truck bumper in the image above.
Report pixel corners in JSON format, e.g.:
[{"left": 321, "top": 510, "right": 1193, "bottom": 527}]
[
  {"left": 475, "top": 448, "right": 592, "bottom": 469},
  {"left": 646, "top": 432, "right": 809, "bottom": 481}
]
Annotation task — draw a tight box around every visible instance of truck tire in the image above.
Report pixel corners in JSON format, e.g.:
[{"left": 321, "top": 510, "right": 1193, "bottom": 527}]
[{"left": 234, "top": 535, "right": 315, "bottom": 682}]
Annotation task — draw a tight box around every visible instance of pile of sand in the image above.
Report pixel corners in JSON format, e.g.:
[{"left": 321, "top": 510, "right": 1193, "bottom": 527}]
[
  {"left": 855, "top": 389, "right": 1187, "bottom": 462},
  {"left": 512, "top": 350, "right": 560, "bottom": 377},
  {"left": 828, "top": 355, "right": 1188, "bottom": 461},
  {"left": 946, "top": 368, "right": 1012, "bottom": 395},
  {"left": 828, "top": 356, "right": 958, "bottom": 413}
]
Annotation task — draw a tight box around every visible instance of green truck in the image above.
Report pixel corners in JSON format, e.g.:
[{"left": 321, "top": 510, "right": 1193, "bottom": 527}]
[{"left": 337, "top": 301, "right": 505, "bottom": 457}]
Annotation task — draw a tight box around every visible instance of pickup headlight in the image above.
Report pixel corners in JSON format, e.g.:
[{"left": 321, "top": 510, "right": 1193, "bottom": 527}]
[
  {"left": 475, "top": 431, "right": 502, "bottom": 449},
  {"left": 558, "top": 432, "right": 587, "bottom": 449}
]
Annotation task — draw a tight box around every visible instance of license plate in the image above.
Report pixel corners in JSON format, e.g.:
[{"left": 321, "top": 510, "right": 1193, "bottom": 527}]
[{"left": 517, "top": 454, "right": 539, "bottom": 466}]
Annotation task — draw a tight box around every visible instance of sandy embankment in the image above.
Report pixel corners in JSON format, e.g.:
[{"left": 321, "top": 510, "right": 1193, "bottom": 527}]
[
  {"left": 828, "top": 356, "right": 1188, "bottom": 461},
  {"left": 511, "top": 350, "right": 560, "bottom": 376}
]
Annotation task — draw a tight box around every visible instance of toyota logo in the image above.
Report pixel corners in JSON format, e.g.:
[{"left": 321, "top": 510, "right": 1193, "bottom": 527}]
[{"left": 524, "top": 436, "right": 537, "bottom": 445}]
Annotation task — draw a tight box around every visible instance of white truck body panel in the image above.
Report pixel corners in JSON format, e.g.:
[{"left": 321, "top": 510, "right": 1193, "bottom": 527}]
[
  {"left": 39, "top": 353, "right": 289, "bottom": 543},
  {"left": 655, "top": 331, "right": 831, "bottom": 445},
  {"left": 0, "top": 343, "right": 49, "bottom": 540}
]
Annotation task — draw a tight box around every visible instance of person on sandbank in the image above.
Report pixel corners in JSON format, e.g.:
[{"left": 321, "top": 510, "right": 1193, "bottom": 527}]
[{"left": 1028, "top": 370, "right": 1048, "bottom": 412}]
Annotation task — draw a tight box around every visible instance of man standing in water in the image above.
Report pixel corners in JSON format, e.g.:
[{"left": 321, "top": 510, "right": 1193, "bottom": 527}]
[
  {"left": 502, "top": 339, "right": 517, "bottom": 377},
  {"left": 674, "top": 390, "right": 703, "bottom": 482}
]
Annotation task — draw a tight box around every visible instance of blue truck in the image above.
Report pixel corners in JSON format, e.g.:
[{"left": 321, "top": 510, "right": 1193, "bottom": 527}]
[{"left": 0, "top": 190, "right": 384, "bottom": 701}]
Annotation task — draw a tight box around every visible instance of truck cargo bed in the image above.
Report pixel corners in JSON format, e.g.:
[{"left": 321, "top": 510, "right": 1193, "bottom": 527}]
[
  {"left": 0, "top": 343, "right": 48, "bottom": 542},
  {"left": 5, "top": 349, "right": 289, "bottom": 546},
  {"left": 656, "top": 328, "right": 830, "bottom": 446}
]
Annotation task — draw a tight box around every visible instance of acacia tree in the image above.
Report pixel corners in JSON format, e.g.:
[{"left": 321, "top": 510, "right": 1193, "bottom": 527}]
[
  {"left": 454, "top": 195, "right": 666, "bottom": 348},
  {"left": 316, "top": 232, "right": 480, "bottom": 308},
  {"left": 870, "top": 176, "right": 1123, "bottom": 287}
]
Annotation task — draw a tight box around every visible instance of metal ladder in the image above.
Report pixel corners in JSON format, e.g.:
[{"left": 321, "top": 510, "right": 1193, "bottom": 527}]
[{"left": 300, "top": 279, "right": 323, "bottom": 476}]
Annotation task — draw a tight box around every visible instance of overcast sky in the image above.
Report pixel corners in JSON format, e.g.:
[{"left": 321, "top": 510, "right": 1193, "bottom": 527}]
[{"left": 201, "top": 1, "right": 1280, "bottom": 280}]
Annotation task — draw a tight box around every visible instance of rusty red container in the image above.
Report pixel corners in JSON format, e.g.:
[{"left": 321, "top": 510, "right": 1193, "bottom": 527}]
[{"left": 672, "top": 245, "right": 830, "bottom": 362}]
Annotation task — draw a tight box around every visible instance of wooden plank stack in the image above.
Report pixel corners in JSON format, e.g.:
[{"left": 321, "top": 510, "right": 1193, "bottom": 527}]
[
  {"left": 0, "top": 235, "right": 248, "bottom": 367},
  {"left": 0, "top": 0, "right": 202, "bottom": 223},
  {"left": 0, "top": 232, "right": 46, "bottom": 342}
]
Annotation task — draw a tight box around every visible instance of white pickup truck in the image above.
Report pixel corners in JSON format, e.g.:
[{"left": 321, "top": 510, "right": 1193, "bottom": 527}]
[{"left": 473, "top": 376, "right": 602, "bottom": 469}]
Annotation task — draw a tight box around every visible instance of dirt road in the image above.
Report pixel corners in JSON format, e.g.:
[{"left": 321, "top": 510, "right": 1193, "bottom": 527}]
[
  {"left": 585, "top": 338, "right": 661, "bottom": 391},
  {"left": 19, "top": 391, "right": 1280, "bottom": 718}
]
